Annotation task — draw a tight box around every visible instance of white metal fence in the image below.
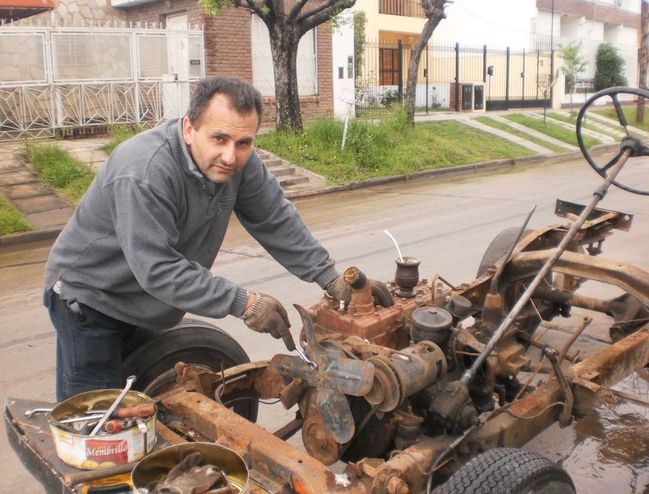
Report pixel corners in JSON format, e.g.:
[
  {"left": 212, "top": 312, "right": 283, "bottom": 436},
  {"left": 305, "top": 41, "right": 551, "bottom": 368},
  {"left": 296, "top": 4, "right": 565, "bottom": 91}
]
[{"left": 0, "top": 23, "right": 204, "bottom": 139}]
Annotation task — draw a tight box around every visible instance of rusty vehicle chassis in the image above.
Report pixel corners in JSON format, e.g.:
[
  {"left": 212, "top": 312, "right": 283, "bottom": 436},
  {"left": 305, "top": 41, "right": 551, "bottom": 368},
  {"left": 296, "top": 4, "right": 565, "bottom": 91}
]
[{"left": 153, "top": 206, "right": 649, "bottom": 494}]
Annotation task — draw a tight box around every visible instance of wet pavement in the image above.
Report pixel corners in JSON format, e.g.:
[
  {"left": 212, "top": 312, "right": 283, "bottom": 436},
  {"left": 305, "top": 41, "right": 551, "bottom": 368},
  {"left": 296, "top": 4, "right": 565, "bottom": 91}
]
[{"left": 1, "top": 155, "right": 649, "bottom": 492}]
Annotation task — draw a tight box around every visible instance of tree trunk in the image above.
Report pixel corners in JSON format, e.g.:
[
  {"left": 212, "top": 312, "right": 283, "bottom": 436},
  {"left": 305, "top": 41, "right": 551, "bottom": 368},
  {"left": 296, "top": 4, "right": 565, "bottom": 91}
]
[
  {"left": 404, "top": 21, "right": 436, "bottom": 126},
  {"left": 269, "top": 24, "right": 303, "bottom": 132},
  {"left": 637, "top": 0, "right": 648, "bottom": 123},
  {"left": 404, "top": 1, "right": 447, "bottom": 126}
]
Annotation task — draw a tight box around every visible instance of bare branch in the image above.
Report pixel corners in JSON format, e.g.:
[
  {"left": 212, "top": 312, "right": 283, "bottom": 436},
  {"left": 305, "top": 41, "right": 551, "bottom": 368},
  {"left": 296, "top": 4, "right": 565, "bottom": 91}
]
[{"left": 297, "top": 0, "right": 355, "bottom": 32}]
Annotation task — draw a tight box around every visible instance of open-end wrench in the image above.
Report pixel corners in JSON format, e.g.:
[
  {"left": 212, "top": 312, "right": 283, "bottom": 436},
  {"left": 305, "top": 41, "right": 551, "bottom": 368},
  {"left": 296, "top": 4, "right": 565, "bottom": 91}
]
[
  {"left": 24, "top": 408, "right": 53, "bottom": 418},
  {"left": 89, "top": 375, "right": 136, "bottom": 436}
]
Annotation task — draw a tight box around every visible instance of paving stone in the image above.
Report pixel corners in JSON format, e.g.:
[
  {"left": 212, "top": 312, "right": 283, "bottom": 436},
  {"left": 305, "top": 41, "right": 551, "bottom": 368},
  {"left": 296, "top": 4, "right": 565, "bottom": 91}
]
[
  {"left": 25, "top": 207, "right": 75, "bottom": 229},
  {"left": 13, "top": 194, "right": 70, "bottom": 214},
  {"left": 1, "top": 183, "right": 51, "bottom": 199},
  {"left": 0, "top": 171, "right": 38, "bottom": 186}
]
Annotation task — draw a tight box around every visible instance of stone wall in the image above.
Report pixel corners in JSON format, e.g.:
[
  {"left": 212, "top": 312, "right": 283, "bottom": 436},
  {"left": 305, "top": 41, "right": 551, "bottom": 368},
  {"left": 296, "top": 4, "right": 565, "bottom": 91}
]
[{"left": 30, "top": 0, "right": 127, "bottom": 25}]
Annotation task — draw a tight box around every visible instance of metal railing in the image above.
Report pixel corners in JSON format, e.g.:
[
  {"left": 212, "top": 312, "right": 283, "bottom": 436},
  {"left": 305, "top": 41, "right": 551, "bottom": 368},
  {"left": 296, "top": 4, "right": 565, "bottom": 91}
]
[
  {"left": 0, "top": 23, "right": 204, "bottom": 139},
  {"left": 355, "top": 40, "right": 554, "bottom": 118}
]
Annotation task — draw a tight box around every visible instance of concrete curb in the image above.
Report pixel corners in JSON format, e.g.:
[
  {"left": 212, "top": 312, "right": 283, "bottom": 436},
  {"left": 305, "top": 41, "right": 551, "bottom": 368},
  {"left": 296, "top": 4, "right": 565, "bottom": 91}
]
[
  {"left": 2, "top": 143, "right": 619, "bottom": 248},
  {"left": 285, "top": 147, "right": 591, "bottom": 200},
  {"left": 0, "top": 226, "right": 62, "bottom": 248}
]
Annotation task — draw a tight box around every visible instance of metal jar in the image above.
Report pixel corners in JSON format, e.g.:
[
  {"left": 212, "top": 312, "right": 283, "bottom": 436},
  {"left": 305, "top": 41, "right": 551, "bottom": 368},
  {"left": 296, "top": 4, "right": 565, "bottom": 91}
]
[
  {"left": 131, "top": 442, "right": 249, "bottom": 493},
  {"left": 48, "top": 389, "right": 157, "bottom": 470}
]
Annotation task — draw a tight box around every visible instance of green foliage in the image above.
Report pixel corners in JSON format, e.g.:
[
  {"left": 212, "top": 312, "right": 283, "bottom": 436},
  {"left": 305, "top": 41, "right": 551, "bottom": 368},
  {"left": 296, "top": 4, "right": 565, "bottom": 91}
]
[
  {"left": 561, "top": 42, "right": 587, "bottom": 94},
  {"left": 256, "top": 109, "right": 533, "bottom": 184},
  {"left": 0, "top": 195, "right": 31, "bottom": 235},
  {"left": 197, "top": 0, "right": 231, "bottom": 16},
  {"left": 104, "top": 124, "right": 144, "bottom": 155},
  {"left": 505, "top": 114, "right": 600, "bottom": 148},
  {"left": 595, "top": 106, "right": 649, "bottom": 132},
  {"left": 594, "top": 43, "right": 627, "bottom": 91},
  {"left": 353, "top": 11, "right": 367, "bottom": 81},
  {"left": 475, "top": 116, "right": 568, "bottom": 153},
  {"left": 25, "top": 143, "right": 96, "bottom": 204}
]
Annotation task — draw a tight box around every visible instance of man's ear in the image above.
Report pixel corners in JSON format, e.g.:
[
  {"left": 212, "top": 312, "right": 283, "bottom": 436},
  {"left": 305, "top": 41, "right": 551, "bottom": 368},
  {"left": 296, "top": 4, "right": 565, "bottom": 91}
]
[{"left": 182, "top": 116, "right": 193, "bottom": 146}]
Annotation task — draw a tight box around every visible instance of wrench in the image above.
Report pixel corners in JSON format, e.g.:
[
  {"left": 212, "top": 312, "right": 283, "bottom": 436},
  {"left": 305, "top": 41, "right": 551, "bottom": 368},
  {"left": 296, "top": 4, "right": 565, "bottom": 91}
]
[
  {"left": 24, "top": 408, "right": 53, "bottom": 418},
  {"left": 89, "top": 375, "right": 136, "bottom": 436}
]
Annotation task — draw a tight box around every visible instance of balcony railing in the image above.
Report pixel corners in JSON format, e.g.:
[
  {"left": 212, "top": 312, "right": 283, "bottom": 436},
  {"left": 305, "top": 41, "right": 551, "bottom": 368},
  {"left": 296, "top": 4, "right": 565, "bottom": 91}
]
[{"left": 379, "top": 0, "right": 426, "bottom": 18}]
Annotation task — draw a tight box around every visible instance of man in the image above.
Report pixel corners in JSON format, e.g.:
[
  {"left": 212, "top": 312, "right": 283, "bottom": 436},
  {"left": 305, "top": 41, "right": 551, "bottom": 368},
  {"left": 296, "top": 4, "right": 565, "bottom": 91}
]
[{"left": 44, "top": 76, "right": 346, "bottom": 401}]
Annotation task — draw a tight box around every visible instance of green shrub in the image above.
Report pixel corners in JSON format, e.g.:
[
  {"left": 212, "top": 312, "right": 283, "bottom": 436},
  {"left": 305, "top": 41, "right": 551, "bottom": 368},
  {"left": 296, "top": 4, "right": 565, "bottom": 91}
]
[{"left": 594, "top": 43, "right": 627, "bottom": 91}]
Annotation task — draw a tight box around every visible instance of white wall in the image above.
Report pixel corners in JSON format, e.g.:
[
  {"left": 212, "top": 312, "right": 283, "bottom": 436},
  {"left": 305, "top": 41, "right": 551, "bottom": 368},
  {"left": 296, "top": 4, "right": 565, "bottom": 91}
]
[
  {"left": 434, "top": 0, "right": 538, "bottom": 49},
  {"left": 332, "top": 10, "right": 355, "bottom": 120}
]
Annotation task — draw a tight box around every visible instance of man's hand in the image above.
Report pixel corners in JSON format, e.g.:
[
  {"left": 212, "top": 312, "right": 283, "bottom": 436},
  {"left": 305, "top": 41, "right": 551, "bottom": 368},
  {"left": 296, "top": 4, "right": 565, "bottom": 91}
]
[
  {"left": 325, "top": 275, "right": 394, "bottom": 307},
  {"left": 241, "top": 293, "right": 295, "bottom": 351}
]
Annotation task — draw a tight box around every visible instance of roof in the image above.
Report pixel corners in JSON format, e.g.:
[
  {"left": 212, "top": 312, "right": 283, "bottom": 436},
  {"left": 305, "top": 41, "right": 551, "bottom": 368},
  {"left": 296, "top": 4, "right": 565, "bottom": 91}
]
[{"left": 0, "top": 0, "right": 56, "bottom": 20}]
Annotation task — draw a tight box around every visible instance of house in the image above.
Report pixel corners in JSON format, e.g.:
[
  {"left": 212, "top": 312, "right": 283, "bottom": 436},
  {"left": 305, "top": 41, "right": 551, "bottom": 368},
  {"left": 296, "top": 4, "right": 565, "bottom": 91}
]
[
  {"left": 352, "top": 0, "right": 641, "bottom": 111},
  {"left": 21, "top": 0, "right": 334, "bottom": 128}
]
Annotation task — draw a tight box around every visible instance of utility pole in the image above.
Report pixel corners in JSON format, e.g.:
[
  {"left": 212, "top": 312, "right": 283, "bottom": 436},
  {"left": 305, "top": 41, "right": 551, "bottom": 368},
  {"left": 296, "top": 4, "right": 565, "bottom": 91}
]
[{"left": 637, "top": 0, "right": 648, "bottom": 123}]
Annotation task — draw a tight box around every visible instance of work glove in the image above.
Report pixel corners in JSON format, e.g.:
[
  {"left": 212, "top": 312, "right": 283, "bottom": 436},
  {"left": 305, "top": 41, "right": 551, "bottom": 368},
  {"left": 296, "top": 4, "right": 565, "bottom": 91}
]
[
  {"left": 325, "top": 275, "right": 394, "bottom": 307},
  {"left": 242, "top": 292, "right": 295, "bottom": 351}
]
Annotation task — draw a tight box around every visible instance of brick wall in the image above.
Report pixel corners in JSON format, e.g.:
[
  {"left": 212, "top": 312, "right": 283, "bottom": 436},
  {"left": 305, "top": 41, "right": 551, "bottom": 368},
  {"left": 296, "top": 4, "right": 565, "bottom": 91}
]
[{"left": 125, "top": 1, "right": 333, "bottom": 127}]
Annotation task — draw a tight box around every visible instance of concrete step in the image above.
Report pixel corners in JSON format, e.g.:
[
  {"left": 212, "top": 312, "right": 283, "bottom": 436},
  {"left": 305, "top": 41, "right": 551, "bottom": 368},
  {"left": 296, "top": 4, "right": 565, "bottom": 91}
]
[
  {"left": 269, "top": 166, "right": 295, "bottom": 177},
  {"left": 279, "top": 175, "right": 310, "bottom": 187}
]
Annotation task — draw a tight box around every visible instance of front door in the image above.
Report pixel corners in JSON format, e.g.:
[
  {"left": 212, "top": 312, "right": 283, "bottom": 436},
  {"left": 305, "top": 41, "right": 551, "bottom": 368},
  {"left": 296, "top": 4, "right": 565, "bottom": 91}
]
[{"left": 163, "top": 13, "right": 190, "bottom": 119}]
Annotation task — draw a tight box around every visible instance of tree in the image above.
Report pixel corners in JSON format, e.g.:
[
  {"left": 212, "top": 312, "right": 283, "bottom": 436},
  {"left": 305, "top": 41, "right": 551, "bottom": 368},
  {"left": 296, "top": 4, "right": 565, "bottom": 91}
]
[
  {"left": 199, "top": 0, "right": 356, "bottom": 132},
  {"left": 353, "top": 11, "right": 367, "bottom": 83},
  {"left": 594, "top": 42, "right": 627, "bottom": 91},
  {"left": 404, "top": 0, "right": 450, "bottom": 126},
  {"left": 561, "top": 42, "right": 587, "bottom": 114}
]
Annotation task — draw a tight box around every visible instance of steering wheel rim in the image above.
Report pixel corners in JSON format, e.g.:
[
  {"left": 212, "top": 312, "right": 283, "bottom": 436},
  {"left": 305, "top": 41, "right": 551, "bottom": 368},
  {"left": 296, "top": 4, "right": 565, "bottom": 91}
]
[{"left": 576, "top": 86, "right": 649, "bottom": 196}]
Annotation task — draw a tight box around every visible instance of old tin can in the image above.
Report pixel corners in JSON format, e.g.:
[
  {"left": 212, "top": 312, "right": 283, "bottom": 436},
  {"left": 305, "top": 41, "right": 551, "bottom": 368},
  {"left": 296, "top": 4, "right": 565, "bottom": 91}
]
[
  {"left": 131, "top": 442, "right": 249, "bottom": 493},
  {"left": 48, "top": 389, "right": 157, "bottom": 470}
]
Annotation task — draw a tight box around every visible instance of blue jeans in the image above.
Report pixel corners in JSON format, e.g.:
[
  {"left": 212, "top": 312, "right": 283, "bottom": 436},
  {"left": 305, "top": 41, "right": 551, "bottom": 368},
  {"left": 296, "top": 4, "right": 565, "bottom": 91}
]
[{"left": 44, "top": 288, "right": 136, "bottom": 401}]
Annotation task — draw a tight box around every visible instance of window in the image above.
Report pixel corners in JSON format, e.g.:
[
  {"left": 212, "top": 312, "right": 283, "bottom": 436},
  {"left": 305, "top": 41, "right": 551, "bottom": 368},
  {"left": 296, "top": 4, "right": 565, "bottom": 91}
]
[
  {"left": 379, "top": 48, "right": 401, "bottom": 85},
  {"left": 251, "top": 15, "right": 318, "bottom": 96}
]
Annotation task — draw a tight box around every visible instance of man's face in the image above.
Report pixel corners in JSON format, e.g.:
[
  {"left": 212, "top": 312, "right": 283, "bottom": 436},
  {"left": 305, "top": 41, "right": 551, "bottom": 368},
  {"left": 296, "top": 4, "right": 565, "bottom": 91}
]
[{"left": 182, "top": 94, "right": 259, "bottom": 183}]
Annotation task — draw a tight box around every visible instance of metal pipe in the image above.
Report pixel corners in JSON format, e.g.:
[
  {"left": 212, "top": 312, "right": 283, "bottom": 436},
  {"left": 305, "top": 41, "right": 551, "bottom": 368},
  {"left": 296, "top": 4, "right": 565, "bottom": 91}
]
[{"left": 462, "top": 149, "right": 632, "bottom": 385}]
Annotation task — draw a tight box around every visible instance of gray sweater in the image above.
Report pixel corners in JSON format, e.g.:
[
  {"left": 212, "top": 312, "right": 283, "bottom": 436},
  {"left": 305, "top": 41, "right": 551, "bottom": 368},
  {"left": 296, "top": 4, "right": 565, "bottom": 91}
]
[{"left": 45, "top": 119, "right": 338, "bottom": 330}]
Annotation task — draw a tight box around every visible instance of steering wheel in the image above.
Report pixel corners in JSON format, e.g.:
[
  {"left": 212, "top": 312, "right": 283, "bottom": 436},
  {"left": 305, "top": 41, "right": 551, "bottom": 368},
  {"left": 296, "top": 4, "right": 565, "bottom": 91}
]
[{"left": 576, "top": 86, "right": 649, "bottom": 196}]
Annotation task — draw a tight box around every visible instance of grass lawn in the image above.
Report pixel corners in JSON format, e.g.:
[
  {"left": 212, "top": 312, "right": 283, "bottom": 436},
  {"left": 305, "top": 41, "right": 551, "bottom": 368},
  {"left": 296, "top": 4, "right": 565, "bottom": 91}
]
[
  {"left": 505, "top": 114, "right": 600, "bottom": 148},
  {"left": 0, "top": 195, "right": 31, "bottom": 235},
  {"left": 256, "top": 111, "right": 534, "bottom": 184},
  {"left": 548, "top": 112, "right": 621, "bottom": 141},
  {"left": 595, "top": 106, "right": 649, "bottom": 132},
  {"left": 475, "top": 116, "right": 568, "bottom": 153},
  {"left": 25, "top": 143, "right": 95, "bottom": 204}
]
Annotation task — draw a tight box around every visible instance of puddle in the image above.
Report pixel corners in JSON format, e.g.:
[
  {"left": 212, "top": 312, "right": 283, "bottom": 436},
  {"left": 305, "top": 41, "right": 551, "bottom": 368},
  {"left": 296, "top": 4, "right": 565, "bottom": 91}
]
[{"left": 562, "top": 371, "right": 649, "bottom": 493}]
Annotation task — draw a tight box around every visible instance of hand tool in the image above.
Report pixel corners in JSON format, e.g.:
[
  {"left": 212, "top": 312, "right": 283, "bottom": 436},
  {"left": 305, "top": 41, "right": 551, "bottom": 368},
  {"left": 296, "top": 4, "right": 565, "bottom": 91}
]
[
  {"left": 89, "top": 375, "right": 136, "bottom": 436},
  {"left": 24, "top": 408, "right": 53, "bottom": 418}
]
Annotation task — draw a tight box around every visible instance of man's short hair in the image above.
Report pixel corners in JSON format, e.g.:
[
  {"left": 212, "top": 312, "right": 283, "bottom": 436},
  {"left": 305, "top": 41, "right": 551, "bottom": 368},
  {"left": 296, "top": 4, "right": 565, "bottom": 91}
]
[{"left": 186, "top": 76, "right": 263, "bottom": 127}]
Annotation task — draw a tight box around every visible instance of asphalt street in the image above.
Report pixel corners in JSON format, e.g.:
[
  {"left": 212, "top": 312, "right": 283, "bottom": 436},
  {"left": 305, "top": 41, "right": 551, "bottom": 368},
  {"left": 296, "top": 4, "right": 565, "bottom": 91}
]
[{"left": 1, "top": 154, "right": 648, "bottom": 492}]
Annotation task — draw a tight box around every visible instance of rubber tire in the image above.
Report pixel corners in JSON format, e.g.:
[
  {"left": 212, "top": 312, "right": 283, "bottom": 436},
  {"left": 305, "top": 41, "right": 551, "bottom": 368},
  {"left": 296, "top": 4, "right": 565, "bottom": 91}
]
[
  {"left": 121, "top": 318, "right": 258, "bottom": 422},
  {"left": 434, "top": 448, "right": 576, "bottom": 494},
  {"left": 477, "top": 227, "right": 531, "bottom": 278}
]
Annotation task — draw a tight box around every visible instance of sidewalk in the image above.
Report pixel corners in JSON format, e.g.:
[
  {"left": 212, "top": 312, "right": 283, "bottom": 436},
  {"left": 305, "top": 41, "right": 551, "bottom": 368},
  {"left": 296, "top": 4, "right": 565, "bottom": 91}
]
[{"left": 0, "top": 109, "right": 596, "bottom": 251}]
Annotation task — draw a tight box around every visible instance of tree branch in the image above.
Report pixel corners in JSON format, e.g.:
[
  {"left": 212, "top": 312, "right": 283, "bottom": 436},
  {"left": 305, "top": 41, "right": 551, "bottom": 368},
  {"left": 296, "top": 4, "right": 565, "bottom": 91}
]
[{"left": 297, "top": 0, "right": 355, "bottom": 33}]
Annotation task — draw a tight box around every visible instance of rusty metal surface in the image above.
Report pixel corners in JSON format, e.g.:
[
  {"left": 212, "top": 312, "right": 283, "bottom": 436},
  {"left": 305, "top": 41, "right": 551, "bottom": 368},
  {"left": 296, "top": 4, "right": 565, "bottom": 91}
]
[
  {"left": 510, "top": 249, "right": 649, "bottom": 306},
  {"left": 161, "top": 390, "right": 371, "bottom": 494}
]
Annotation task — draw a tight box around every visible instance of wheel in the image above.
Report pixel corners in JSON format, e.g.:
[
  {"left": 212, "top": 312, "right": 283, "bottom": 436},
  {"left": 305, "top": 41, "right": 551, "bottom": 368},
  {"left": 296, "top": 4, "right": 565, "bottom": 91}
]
[
  {"left": 477, "top": 227, "right": 532, "bottom": 278},
  {"left": 122, "top": 318, "right": 258, "bottom": 422},
  {"left": 434, "top": 448, "right": 576, "bottom": 494},
  {"left": 576, "top": 86, "right": 649, "bottom": 196},
  {"left": 476, "top": 227, "right": 558, "bottom": 331}
]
